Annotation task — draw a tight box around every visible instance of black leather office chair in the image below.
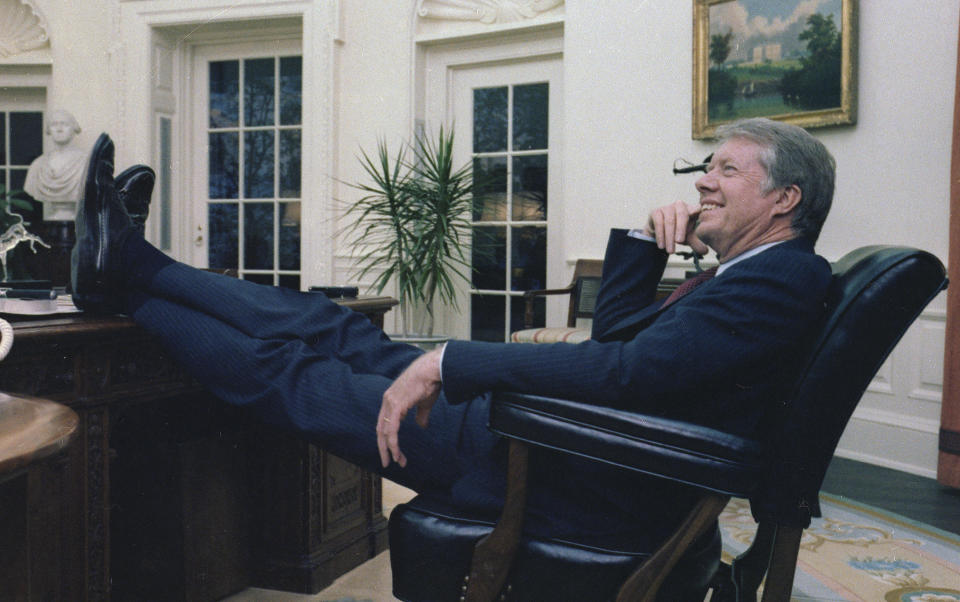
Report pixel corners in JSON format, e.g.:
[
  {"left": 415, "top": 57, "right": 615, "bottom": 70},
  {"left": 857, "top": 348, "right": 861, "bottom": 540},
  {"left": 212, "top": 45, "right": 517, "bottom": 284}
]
[{"left": 389, "top": 246, "right": 947, "bottom": 601}]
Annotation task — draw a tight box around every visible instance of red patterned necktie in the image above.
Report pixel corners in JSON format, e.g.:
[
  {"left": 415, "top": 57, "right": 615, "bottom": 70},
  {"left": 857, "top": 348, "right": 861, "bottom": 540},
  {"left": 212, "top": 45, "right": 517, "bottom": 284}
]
[{"left": 660, "top": 267, "right": 718, "bottom": 309}]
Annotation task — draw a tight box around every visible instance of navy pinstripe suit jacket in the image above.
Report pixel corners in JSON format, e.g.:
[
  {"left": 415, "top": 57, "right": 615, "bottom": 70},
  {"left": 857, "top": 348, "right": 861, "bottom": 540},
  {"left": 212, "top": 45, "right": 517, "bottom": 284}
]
[
  {"left": 441, "top": 228, "right": 832, "bottom": 438},
  {"left": 439, "top": 228, "right": 832, "bottom": 544}
]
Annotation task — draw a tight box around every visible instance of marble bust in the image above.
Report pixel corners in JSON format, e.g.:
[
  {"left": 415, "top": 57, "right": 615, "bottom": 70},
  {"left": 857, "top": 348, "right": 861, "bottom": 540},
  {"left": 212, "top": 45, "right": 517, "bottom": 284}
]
[{"left": 24, "top": 110, "right": 87, "bottom": 221}]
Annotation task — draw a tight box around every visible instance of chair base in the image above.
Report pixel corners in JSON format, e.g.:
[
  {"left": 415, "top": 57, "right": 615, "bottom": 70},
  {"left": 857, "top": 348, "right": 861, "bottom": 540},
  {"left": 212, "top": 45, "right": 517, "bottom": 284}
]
[{"left": 389, "top": 494, "right": 721, "bottom": 602}]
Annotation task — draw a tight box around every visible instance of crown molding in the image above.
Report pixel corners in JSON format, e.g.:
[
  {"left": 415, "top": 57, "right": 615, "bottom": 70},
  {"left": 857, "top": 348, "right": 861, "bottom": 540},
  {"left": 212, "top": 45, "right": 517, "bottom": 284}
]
[{"left": 416, "top": 0, "right": 562, "bottom": 25}]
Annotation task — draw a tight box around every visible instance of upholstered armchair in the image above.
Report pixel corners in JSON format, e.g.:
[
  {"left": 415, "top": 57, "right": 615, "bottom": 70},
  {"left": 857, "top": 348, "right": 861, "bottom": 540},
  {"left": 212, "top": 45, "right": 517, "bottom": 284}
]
[{"left": 510, "top": 259, "right": 682, "bottom": 344}]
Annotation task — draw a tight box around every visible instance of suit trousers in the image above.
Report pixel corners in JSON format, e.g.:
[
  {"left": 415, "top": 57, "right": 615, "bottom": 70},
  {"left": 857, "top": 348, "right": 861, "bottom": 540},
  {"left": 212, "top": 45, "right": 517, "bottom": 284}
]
[
  {"left": 123, "top": 258, "right": 498, "bottom": 495},
  {"left": 116, "top": 238, "right": 700, "bottom": 546}
]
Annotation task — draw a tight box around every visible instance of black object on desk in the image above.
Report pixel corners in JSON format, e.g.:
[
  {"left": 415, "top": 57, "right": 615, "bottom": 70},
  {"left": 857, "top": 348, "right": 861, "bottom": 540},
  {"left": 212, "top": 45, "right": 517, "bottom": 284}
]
[
  {"left": 1, "top": 280, "right": 53, "bottom": 290},
  {"left": 309, "top": 286, "right": 359, "bottom": 299}
]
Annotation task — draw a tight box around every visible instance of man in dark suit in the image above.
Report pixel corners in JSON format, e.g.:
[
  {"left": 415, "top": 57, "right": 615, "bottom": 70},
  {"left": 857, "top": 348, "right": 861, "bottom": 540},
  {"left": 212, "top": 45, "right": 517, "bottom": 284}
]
[{"left": 71, "top": 117, "right": 834, "bottom": 544}]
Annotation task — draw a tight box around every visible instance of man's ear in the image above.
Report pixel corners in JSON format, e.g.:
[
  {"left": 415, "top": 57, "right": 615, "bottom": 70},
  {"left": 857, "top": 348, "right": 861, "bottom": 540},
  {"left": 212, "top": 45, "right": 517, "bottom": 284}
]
[{"left": 773, "top": 184, "right": 802, "bottom": 216}]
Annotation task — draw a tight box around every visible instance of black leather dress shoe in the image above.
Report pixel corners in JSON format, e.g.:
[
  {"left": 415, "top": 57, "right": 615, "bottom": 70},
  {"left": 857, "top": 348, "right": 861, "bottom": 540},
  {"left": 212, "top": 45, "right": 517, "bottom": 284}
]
[
  {"left": 71, "top": 133, "right": 135, "bottom": 313},
  {"left": 116, "top": 165, "right": 155, "bottom": 235}
]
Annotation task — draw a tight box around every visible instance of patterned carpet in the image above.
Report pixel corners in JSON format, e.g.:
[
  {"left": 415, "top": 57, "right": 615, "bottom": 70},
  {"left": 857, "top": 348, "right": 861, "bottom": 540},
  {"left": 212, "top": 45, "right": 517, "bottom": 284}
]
[{"left": 718, "top": 495, "right": 960, "bottom": 601}]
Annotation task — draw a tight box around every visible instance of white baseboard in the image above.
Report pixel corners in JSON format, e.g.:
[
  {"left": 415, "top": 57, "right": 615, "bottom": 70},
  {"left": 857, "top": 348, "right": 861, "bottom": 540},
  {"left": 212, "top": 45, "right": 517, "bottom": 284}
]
[{"left": 833, "top": 448, "right": 938, "bottom": 480}]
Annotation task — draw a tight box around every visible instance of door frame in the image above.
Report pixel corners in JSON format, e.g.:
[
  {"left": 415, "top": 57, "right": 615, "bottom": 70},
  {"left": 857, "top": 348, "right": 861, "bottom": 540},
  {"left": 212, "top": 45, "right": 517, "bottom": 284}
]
[
  {"left": 187, "top": 38, "right": 303, "bottom": 270},
  {"left": 118, "top": 1, "right": 338, "bottom": 285},
  {"left": 449, "top": 58, "right": 563, "bottom": 341},
  {"left": 418, "top": 25, "right": 564, "bottom": 339},
  {"left": 938, "top": 12, "right": 960, "bottom": 488}
]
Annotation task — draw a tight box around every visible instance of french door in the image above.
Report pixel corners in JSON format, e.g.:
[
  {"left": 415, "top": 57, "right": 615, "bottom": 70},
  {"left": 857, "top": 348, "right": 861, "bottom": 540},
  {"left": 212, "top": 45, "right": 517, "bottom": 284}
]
[
  {"left": 450, "top": 57, "right": 563, "bottom": 341},
  {"left": 191, "top": 40, "right": 303, "bottom": 288}
]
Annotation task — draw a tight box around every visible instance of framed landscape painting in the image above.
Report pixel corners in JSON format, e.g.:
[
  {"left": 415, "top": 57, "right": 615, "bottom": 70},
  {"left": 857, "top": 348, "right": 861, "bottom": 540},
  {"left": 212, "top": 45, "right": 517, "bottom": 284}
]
[{"left": 692, "top": 0, "right": 857, "bottom": 139}]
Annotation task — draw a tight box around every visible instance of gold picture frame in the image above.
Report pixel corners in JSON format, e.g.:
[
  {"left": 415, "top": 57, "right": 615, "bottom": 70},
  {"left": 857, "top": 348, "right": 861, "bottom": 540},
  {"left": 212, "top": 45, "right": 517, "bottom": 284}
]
[{"left": 692, "top": 0, "right": 858, "bottom": 139}]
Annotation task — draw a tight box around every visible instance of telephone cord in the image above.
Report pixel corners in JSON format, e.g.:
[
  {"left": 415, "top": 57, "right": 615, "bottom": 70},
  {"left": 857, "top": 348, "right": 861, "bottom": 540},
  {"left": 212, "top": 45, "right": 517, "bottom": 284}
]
[{"left": 0, "top": 317, "right": 13, "bottom": 362}]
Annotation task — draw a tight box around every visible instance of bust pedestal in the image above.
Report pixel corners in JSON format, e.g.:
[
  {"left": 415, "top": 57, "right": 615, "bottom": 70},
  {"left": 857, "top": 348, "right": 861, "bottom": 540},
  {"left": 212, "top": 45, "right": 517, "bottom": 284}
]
[{"left": 41, "top": 201, "right": 77, "bottom": 222}]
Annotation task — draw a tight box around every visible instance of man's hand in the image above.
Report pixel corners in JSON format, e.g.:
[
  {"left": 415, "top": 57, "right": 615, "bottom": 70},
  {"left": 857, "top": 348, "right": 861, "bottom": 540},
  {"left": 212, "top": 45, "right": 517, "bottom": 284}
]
[
  {"left": 377, "top": 347, "right": 444, "bottom": 468},
  {"left": 643, "top": 200, "right": 709, "bottom": 256}
]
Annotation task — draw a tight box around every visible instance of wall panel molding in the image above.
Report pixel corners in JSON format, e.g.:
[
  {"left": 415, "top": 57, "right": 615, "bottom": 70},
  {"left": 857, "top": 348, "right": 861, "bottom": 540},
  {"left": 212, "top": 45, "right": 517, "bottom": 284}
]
[
  {"left": 849, "top": 406, "right": 940, "bottom": 435},
  {"left": 866, "top": 360, "right": 893, "bottom": 395},
  {"left": 849, "top": 305, "right": 946, "bottom": 475}
]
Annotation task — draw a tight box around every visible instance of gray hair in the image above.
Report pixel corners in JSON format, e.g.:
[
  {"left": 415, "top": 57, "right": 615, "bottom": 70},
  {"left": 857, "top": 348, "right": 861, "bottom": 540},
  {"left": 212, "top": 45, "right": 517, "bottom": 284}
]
[{"left": 715, "top": 118, "right": 835, "bottom": 243}]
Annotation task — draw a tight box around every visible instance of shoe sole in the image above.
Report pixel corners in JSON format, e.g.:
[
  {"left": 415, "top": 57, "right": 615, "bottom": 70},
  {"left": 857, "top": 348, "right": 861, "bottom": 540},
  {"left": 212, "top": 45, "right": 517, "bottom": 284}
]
[
  {"left": 71, "top": 133, "right": 115, "bottom": 311},
  {"left": 116, "top": 165, "right": 155, "bottom": 231}
]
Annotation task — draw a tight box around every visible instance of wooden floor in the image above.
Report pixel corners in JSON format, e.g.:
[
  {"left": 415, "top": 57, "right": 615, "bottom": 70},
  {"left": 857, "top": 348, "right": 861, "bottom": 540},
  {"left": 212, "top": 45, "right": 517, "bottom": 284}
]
[{"left": 821, "top": 457, "right": 960, "bottom": 536}]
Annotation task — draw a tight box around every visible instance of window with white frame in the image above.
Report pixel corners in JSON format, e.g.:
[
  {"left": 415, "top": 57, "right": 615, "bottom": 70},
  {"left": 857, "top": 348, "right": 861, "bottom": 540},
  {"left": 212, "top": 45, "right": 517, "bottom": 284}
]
[
  {"left": 424, "top": 32, "right": 562, "bottom": 341},
  {"left": 470, "top": 82, "right": 550, "bottom": 341},
  {"left": 195, "top": 47, "right": 303, "bottom": 288},
  {"left": 0, "top": 103, "right": 44, "bottom": 225}
]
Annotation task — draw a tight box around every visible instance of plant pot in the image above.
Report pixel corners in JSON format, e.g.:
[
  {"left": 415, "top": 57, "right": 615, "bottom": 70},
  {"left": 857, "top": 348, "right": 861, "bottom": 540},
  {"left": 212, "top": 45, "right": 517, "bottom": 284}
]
[{"left": 388, "top": 334, "right": 450, "bottom": 351}]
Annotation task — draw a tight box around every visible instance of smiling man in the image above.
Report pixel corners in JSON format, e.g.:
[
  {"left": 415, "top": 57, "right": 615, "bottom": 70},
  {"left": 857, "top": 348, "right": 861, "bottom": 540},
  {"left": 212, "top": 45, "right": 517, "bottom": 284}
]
[
  {"left": 379, "top": 117, "right": 835, "bottom": 469},
  {"left": 71, "top": 118, "right": 835, "bottom": 587}
]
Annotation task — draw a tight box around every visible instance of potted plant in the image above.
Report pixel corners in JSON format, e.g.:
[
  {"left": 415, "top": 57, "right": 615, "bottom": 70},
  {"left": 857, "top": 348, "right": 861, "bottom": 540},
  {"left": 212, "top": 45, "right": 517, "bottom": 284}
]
[{"left": 346, "top": 126, "right": 474, "bottom": 341}]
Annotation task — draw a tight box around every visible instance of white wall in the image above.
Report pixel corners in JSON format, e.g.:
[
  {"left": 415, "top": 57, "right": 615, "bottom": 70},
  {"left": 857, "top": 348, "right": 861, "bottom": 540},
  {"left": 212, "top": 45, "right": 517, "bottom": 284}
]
[
  {"left": 562, "top": 0, "right": 956, "bottom": 265},
  {"left": 333, "top": 3, "right": 417, "bottom": 284},
  {"left": 27, "top": 0, "right": 118, "bottom": 160}
]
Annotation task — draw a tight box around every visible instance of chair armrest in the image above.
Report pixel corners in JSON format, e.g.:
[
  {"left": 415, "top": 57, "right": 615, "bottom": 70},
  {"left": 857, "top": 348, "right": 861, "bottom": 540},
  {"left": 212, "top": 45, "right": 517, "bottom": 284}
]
[
  {"left": 521, "top": 285, "right": 576, "bottom": 328},
  {"left": 522, "top": 286, "right": 576, "bottom": 298},
  {"left": 488, "top": 391, "right": 765, "bottom": 497}
]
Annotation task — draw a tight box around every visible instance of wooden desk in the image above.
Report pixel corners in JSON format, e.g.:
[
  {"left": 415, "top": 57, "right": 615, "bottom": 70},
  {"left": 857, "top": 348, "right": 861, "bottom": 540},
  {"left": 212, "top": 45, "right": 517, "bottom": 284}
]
[
  {"left": 0, "top": 296, "right": 397, "bottom": 600},
  {"left": 0, "top": 392, "right": 78, "bottom": 478}
]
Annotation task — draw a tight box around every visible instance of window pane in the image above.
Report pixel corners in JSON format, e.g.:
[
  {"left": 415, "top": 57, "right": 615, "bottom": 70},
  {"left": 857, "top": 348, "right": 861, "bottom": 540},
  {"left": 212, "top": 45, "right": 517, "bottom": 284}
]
[
  {"left": 511, "top": 226, "right": 546, "bottom": 291},
  {"left": 472, "top": 226, "right": 505, "bottom": 290},
  {"left": 513, "top": 83, "right": 548, "bottom": 151},
  {"left": 278, "top": 274, "right": 300, "bottom": 290},
  {"left": 8, "top": 169, "right": 25, "bottom": 190},
  {"left": 280, "top": 56, "right": 302, "bottom": 125},
  {"left": 512, "top": 154, "right": 547, "bottom": 221},
  {"left": 244, "top": 202, "right": 274, "bottom": 270},
  {"left": 244, "top": 273, "right": 273, "bottom": 286},
  {"left": 244, "top": 130, "right": 275, "bottom": 198},
  {"left": 279, "top": 129, "right": 301, "bottom": 198},
  {"left": 0, "top": 113, "right": 5, "bottom": 164},
  {"left": 10, "top": 168, "right": 41, "bottom": 223},
  {"left": 10, "top": 112, "right": 42, "bottom": 165},
  {"left": 279, "top": 202, "right": 300, "bottom": 270},
  {"left": 209, "top": 203, "right": 238, "bottom": 269},
  {"left": 473, "top": 87, "right": 507, "bottom": 153},
  {"left": 471, "top": 294, "right": 505, "bottom": 342},
  {"left": 207, "top": 53, "right": 302, "bottom": 288},
  {"left": 511, "top": 295, "right": 545, "bottom": 332},
  {"left": 209, "top": 61, "right": 239, "bottom": 128},
  {"left": 209, "top": 132, "right": 239, "bottom": 199},
  {"left": 244, "top": 58, "right": 275, "bottom": 127},
  {"left": 472, "top": 157, "right": 507, "bottom": 221}
]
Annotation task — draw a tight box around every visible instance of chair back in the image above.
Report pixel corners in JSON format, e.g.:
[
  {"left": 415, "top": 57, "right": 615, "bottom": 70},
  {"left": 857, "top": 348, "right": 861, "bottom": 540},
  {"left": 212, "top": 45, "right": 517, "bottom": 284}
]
[
  {"left": 566, "top": 259, "right": 603, "bottom": 327},
  {"left": 752, "top": 246, "right": 947, "bottom": 527}
]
